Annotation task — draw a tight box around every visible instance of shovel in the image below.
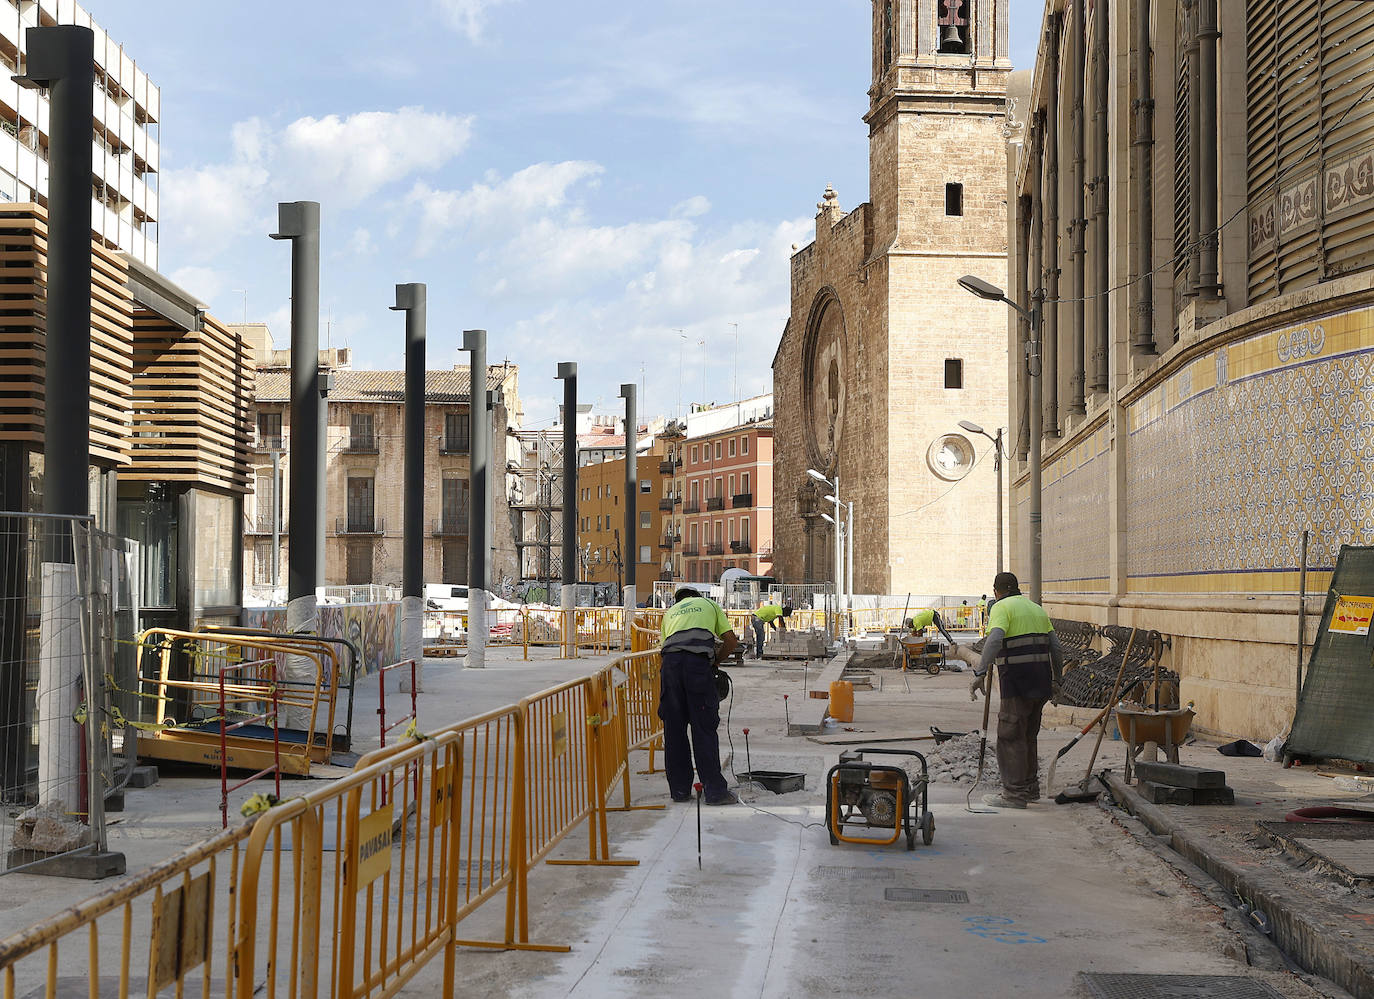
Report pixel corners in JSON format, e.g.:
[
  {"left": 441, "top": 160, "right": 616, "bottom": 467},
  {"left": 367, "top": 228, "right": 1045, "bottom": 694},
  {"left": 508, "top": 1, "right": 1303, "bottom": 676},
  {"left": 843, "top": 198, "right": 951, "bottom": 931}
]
[{"left": 1044, "top": 676, "right": 1146, "bottom": 793}]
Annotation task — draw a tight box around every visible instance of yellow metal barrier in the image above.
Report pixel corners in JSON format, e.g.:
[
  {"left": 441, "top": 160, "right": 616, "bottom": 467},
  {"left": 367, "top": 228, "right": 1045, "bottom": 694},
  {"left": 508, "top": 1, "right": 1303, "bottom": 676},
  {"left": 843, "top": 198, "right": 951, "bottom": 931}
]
[
  {"left": 134, "top": 628, "right": 335, "bottom": 776},
  {"left": 0, "top": 648, "right": 669, "bottom": 997},
  {"left": 0, "top": 824, "right": 252, "bottom": 999}
]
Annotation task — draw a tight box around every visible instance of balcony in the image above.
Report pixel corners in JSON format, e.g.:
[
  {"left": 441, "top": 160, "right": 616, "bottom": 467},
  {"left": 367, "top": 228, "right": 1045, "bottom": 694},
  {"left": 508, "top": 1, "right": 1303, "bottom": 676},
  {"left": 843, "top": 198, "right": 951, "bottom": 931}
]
[
  {"left": 336, "top": 517, "right": 385, "bottom": 535},
  {"left": 730, "top": 540, "right": 752, "bottom": 554},
  {"left": 681, "top": 545, "right": 700, "bottom": 557},
  {"left": 731, "top": 493, "right": 753, "bottom": 508},
  {"left": 673, "top": 495, "right": 682, "bottom": 506},
  {"left": 658, "top": 460, "right": 674, "bottom": 474},
  {"left": 658, "top": 535, "right": 676, "bottom": 551},
  {"left": 675, "top": 458, "right": 683, "bottom": 468},
  {"left": 707, "top": 543, "right": 725, "bottom": 556},
  {"left": 439, "top": 436, "right": 470, "bottom": 455},
  {"left": 253, "top": 433, "right": 284, "bottom": 451},
  {"left": 658, "top": 497, "right": 675, "bottom": 511},
  {"left": 706, "top": 497, "right": 725, "bottom": 511},
  {"left": 432, "top": 518, "right": 468, "bottom": 537},
  {"left": 683, "top": 502, "right": 702, "bottom": 514},
  {"left": 343, "top": 435, "right": 378, "bottom": 454}
]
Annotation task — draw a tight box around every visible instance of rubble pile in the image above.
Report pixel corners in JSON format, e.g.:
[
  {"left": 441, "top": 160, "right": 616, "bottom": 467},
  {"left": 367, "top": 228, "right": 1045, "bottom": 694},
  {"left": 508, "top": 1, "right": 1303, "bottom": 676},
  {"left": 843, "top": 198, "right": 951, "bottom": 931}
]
[{"left": 913, "top": 732, "right": 1003, "bottom": 785}]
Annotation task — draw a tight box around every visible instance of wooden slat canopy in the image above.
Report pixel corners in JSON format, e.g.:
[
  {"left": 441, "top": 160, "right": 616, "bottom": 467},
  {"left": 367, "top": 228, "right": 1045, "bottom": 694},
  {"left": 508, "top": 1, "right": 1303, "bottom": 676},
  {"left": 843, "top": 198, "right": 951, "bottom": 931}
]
[
  {"left": 0, "top": 204, "right": 133, "bottom": 466},
  {"left": 126, "top": 312, "right": 253, "bottom": 493}
]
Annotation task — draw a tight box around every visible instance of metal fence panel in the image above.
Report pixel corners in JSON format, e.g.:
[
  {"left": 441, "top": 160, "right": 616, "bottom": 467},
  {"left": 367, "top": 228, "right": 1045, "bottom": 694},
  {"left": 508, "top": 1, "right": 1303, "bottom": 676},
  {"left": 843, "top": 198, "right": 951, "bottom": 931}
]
[{"left": 0, "top": 512, "right": 115, "bottom": 874}]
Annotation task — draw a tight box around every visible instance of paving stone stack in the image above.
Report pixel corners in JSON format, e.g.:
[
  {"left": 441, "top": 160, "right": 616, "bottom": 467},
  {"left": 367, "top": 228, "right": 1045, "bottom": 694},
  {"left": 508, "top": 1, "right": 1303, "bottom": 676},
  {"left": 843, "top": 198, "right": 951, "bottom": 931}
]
[
  {"left": 1134, "top": 761, "right": 1235, "bottom": 806},
  {"left": 764, "top": 630, "right": 827, "bottom": 659}
]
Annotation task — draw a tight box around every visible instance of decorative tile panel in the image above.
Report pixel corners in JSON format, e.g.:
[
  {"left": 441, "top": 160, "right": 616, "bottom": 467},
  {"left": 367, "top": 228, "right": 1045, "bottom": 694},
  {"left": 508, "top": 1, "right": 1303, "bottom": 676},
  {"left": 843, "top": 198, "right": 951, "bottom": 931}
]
[
  {"left": 1126, "top": 304, "right": 1374, "bottom": 593},
  {"left": 1043, "top": 422, "right": 1110, "bottom": 592}
]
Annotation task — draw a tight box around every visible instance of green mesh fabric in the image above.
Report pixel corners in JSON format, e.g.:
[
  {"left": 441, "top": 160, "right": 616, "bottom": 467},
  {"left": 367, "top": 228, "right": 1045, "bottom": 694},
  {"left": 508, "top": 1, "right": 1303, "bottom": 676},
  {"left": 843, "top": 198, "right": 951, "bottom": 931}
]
[{"left": 1287, "top": 545, "right": 1374, "bottom": 764}]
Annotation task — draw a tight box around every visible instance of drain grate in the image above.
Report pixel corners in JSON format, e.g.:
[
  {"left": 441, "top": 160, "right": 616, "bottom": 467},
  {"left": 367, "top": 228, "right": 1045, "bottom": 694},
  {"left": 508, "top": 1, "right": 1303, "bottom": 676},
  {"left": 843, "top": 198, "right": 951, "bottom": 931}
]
[
  {"left": 883, "top": 887, "right": 968, "bottom": 903},
  {"left": 1080, "top": 974, "right": 1285, "bottom": 998},
  {"left": 812, "top": 866, "right": 894, "bottom": 880}
]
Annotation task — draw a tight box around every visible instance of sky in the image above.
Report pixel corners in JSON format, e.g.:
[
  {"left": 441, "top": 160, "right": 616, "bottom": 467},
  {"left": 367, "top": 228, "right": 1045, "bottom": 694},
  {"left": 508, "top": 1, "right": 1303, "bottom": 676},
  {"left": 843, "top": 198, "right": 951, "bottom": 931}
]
[{"left": 94, "top": 0, "right": 1043, "bottom": 428}]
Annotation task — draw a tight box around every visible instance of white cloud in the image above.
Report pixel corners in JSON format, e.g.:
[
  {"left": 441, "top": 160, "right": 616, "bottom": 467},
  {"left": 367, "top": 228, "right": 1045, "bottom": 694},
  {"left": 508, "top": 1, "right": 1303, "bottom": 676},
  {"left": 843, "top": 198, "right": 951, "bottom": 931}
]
[
  {"left": 279, "top": 108, "right": 473, "bottom": 203},
  {"left": 435, "top": 0, "right": 515, "bottom": 41},
  {"left": 672, "top": 195, "right": 711, "bottom": 219},
  {"left": 169, "top": 265, "right": 227, "bottom": 303},
  {"left": 162, "top": 108, "right": 471, "bottom": 266},
  {"left": 404, "top": 160, "right": 604, "bottom": 254},
  {"left": 345, "top": 227, "right": 376, "bottom": 256}
]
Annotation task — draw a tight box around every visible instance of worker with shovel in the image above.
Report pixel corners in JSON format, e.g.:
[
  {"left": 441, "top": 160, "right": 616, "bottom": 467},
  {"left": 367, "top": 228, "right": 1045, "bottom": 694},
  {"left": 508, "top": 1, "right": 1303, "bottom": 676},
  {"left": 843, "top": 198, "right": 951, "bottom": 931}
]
[{"left": 968, "top": 572, "right": 1065, "bottom": 809}]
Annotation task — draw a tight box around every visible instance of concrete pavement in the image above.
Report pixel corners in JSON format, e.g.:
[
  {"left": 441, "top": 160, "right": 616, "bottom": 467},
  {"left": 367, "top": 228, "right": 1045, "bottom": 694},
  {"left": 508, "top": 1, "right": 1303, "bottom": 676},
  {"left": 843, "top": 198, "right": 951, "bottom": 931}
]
[{"left": 401, "top": 658, "right": 1343, "bottom": 998}]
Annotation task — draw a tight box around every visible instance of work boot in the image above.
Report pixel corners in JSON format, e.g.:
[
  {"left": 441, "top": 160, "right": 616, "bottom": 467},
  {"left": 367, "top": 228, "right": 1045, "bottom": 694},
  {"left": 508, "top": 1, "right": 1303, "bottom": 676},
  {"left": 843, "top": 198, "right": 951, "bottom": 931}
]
[
  {"left": 981, "top": 793, "right": 1027, "bottom": 810},
  {"left": 671, "top": 792, "right": 692, "bottom": 803},
  {"left": 705, "top": 790, "right": 740, "bottom": 806}
]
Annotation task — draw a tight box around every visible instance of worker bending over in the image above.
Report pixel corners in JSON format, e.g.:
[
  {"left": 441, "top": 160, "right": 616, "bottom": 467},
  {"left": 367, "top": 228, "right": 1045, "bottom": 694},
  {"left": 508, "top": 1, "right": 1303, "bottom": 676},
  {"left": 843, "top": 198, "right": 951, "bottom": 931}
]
[
  {"left": 969, "top": 572, "right": 1065, "bottom": 809},
  {"left": 749, "top": 603, "right": 792, "bottom": 659},
  {"left": 906, "top": 607, "right": 955, "bottom": 646},
  {"left": 659, "top": 587, "right": 740, "bottom": 806}
]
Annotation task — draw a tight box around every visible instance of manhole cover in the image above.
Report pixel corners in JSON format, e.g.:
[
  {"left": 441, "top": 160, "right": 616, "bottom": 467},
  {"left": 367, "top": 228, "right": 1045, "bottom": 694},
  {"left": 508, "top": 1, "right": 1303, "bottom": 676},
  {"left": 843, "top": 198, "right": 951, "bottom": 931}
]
[
  {"left": 884, "top": 887, "right": 968, "bottom": 903},
  {"left": 1080, "top": 974, "right": 1285, "bottom": 998}
]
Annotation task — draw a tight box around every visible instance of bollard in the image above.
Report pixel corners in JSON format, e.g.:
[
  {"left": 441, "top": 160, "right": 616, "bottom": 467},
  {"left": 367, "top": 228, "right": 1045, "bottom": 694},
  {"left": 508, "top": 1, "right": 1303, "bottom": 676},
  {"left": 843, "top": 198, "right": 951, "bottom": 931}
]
[
  {"left": 783, "top": 694, "right": 790, "bottom": 732},
  {"left": 742, "top": 726, "right": 753, "bottom": 779}
]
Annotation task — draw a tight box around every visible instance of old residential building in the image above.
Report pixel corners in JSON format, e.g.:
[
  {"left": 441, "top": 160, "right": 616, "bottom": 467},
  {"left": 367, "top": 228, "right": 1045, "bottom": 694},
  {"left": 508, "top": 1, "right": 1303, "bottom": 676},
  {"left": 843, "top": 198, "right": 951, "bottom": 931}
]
[
  {"left": 575, "top": 437, "right": 671, "bottom": 590},
  {"left": 773, "top": 0, "right": 1011, "bottom": 597},
  {"left": 244, "top": 336, "right": 520, "bottom": 592},
  {"left": 681, "top": 419, "right": 774, "bottom": 585},
  {"left": 1006, "top": 1, "right": 1374, "bottom": 739}
]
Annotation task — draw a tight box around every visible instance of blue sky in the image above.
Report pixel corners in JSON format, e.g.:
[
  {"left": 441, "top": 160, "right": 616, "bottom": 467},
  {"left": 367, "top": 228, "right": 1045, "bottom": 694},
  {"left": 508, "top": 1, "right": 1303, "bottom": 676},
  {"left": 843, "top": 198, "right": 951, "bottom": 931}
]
[{"left": 96, "top": 0, "right": 1042, "bottom": 426}]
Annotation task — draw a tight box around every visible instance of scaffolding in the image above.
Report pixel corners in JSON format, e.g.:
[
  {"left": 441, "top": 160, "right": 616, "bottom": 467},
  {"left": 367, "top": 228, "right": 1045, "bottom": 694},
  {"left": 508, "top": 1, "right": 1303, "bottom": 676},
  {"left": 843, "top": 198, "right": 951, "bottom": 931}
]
[{"left": 510, "top": 429, "right": 564, "bottom": 596}]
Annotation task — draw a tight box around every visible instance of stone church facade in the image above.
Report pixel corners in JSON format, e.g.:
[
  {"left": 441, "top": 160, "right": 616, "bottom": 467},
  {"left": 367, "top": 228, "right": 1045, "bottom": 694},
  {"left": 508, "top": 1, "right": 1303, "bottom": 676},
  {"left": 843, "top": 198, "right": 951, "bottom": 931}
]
[{"left": 773, "top": 0, "right": 1013, "bottom": 599}]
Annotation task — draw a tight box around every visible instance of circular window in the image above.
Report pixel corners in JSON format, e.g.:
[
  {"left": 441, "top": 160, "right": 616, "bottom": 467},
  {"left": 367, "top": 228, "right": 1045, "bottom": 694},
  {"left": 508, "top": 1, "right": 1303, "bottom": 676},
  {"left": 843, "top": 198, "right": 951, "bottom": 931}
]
[{"left": 926, "top": 434, "right": 975, "bottom": 481}]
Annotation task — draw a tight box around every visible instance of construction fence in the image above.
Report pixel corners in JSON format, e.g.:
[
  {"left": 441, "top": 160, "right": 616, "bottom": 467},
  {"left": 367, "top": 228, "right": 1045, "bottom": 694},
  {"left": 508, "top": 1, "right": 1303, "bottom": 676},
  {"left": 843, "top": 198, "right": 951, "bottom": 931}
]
[
  {"left": 0, "top": 631, "right": 667, "bottom": 998},
  {"left": 0, "top": 512, "right": 131, "bottom": 876}
]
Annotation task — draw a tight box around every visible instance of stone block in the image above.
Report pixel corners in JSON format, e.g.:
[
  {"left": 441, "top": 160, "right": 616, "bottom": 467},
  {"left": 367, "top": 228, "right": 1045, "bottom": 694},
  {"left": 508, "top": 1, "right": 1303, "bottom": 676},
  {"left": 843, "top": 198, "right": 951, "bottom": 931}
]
[
  {"left": 1137, "top": 781, "right": 1196, "bottom": 805},
  {"left": 1135, "top": 761, "right": 1227, "bottom": 789}
]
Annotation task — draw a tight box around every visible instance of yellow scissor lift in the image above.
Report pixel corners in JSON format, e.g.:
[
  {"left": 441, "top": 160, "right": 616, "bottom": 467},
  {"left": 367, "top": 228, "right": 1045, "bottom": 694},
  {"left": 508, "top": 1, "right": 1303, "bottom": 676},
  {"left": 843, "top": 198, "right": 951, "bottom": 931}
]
[{"left": 133, "top": 629, "right": 346, "bottom": 776}]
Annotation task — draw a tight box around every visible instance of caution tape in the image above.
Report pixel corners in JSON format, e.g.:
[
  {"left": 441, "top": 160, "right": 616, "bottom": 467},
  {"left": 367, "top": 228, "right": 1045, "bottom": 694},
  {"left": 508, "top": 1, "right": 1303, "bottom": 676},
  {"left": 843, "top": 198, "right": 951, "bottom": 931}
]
[{"left": 403, "top": 719, "right": 428, "bottom": 742}]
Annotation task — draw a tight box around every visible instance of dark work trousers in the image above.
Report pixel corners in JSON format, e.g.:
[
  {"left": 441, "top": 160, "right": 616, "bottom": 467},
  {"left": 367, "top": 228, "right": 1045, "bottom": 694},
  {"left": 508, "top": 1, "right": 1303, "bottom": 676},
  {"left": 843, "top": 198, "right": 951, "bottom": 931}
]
[
  {"left": 752, "top": 617, "right": 768, "bottom": 658},
  {"left": 995, "top": 695, "right": 1047, "bottom": 802},
  {"left": 658, "top": 649, "right": 729, "bottom": 799}
]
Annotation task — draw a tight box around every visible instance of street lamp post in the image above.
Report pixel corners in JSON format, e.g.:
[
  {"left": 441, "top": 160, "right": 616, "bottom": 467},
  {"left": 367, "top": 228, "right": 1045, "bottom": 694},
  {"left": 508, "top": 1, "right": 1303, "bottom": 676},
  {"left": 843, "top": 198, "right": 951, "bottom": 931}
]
[
  {"left": 808, "top": 468, "right": 845, "bottom": 638},
  {"left": 958, "top": 420, "right": 1005, "bottom": 576},
  {"left": 957, "top": 274, "right": 1041, "bottom": 604}
]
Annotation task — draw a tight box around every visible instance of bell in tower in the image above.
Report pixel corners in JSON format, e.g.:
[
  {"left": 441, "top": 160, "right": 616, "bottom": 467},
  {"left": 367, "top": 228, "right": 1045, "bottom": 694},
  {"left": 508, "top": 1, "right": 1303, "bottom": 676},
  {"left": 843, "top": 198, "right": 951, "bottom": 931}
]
[{"left": 938, "top": 0, "right": 969, "bottom": 53}]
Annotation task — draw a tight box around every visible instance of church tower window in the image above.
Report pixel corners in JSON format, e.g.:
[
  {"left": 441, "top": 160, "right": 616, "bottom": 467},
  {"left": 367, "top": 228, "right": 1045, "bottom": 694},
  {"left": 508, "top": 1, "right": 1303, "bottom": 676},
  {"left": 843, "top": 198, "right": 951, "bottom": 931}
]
[
  {"left": 882, "top": 2, "right": 894, "bottom": 71},
  {"left": 945, "top": 182, "right": 964, "bottom": 216},
  {"left": 938, "top": 0, "right": 970, "bottom": 54}
]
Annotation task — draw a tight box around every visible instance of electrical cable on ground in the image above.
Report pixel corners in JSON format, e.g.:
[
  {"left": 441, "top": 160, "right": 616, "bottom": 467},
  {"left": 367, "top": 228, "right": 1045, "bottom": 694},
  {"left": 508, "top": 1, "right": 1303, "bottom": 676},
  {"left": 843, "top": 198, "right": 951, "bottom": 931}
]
[{"left": 722, "top": 676, "right": 829, "bottom": 831}]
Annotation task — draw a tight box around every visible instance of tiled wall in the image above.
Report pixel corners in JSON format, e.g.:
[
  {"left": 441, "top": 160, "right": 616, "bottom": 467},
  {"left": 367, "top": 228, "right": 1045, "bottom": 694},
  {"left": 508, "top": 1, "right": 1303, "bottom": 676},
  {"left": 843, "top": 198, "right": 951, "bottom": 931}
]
[
  {"left": 1043, "top": 422, "right": 1111, "bottom": 593},
  {"left": 1125, "top": 304, "right": 1374, "bottom": 593}
]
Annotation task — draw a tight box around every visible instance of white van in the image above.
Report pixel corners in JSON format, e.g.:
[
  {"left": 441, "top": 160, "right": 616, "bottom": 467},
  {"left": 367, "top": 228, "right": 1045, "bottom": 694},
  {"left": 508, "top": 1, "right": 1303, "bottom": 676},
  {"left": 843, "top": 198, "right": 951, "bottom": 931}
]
[{"left": 424, "top": 584, "right": 469, "bottom": 612}]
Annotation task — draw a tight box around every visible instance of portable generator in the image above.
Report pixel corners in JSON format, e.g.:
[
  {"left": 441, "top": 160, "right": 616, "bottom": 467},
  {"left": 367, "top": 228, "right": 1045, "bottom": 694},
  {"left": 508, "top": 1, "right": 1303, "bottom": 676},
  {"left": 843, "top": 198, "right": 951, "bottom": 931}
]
[{"left": 825, "top": 748, "right": 934, "bottom": 851}]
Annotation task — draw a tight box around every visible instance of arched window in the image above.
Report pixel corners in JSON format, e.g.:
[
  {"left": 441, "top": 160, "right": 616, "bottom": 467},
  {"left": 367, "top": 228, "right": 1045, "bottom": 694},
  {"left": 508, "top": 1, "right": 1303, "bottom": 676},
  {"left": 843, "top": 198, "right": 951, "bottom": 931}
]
[{"left": 938, "top": 0, "right": 970, "bottom": 54}]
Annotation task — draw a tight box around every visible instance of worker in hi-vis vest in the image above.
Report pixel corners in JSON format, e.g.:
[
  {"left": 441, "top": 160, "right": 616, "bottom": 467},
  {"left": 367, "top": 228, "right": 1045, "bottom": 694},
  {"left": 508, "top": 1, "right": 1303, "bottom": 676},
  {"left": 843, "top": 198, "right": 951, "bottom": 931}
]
[
  {"left": 969, "top": 571, "right": 1065, "bottom": 810},
  {"left": 658, "top": 587, "right": 739, "bottom": 806},
  {"left": 749, "top": 603, "right": 792, "bottom": 659},
  {"left": 905, "top": 607, "right": 955, "bottom": 646}
]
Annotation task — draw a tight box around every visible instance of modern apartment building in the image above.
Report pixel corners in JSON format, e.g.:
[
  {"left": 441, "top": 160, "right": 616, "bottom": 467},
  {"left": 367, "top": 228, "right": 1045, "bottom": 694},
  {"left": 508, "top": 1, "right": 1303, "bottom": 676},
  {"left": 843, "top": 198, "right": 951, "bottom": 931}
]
[
  {"left": 680, "top": 420, "right": 774, "bottom": 585},
  {"left": 244, "top": 335, "right": 521, "bottom": 593},
  {"left": 0, "top": 1, "right": 159, "bottom": 264}
]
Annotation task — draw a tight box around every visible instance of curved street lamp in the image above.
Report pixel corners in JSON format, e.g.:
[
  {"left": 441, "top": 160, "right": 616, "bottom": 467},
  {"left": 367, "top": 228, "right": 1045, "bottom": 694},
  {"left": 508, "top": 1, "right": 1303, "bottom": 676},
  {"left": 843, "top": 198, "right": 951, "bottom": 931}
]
[
  {"left": 958, "top": 420, "right": 1005, "bottom": 576},
  {"left": 807, "top": 467, "right": 846, "bottom": 637}
]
